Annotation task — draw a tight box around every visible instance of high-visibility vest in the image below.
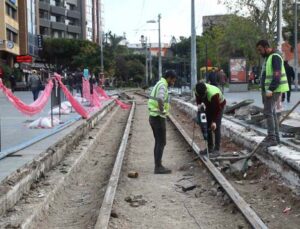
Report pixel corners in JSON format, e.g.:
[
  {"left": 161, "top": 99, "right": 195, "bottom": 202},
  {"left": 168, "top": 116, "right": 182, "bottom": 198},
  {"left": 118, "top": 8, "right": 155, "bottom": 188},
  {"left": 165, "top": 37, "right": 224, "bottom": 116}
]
[
  {"left": 148, "top": 78, "right": 169, "bottom": 118},
  {"left": 206, "top": 83, "right": 225, "bottom": 102},
  {"left": 265, "top": 53, "right": 289, "bottom": 93},
  {"left": 195, "top": 83, "right": 224, "bottom": 103}
]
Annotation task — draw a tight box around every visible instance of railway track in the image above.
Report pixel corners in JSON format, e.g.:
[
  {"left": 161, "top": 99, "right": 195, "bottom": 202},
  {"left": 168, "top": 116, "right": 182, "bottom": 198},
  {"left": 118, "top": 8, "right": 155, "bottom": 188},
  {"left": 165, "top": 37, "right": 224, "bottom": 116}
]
[
  {"left": 0, "top": 102, "right": 134, "bottom": 228},
  {"left": 1, "top": 91, "right": 299, "bottom": 228},
  {"left": 134, "top": 92, "right": 267, "bottom": 228}
]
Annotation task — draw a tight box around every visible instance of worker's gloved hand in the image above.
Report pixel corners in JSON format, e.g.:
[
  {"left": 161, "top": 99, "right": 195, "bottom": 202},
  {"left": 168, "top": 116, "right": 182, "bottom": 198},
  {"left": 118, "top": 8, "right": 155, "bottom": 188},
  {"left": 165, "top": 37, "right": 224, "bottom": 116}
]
[
  {"left": 197, "top": 103, "right": 206, "bottom": 111},
  {"left": 210, "top": 122, "right": 217, "bottom": 131}
]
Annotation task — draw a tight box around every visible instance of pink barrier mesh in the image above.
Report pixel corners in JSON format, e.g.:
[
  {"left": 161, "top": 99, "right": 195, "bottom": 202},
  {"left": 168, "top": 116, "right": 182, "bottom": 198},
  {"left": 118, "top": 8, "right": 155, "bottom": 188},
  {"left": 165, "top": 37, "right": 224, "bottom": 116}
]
[
  {"left": 0, "top": 79, "right": 53, "bottom": 116},
  {"left": 54, "top": 73, "right": 89, "bottom": 119},
  {"left": 95, "top": 86, "right": 131, "bottom": 110},
  {"left": 82, "top": 78, "right": 91, "bottom": 102}
]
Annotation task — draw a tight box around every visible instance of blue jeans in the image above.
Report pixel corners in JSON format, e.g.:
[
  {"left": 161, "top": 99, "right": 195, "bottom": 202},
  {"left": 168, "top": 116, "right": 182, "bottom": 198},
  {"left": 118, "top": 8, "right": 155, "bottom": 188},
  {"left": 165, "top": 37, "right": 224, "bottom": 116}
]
[{"left": 32, "top": 88, "right": 40, "bottom": 101}]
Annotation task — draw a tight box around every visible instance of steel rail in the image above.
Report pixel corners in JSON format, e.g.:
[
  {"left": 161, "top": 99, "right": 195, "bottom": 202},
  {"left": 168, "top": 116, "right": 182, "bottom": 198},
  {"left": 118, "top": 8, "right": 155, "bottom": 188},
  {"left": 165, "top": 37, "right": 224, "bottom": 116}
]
[
  {"left": 168, "top": 114, "right": 268, "bottom": 229},
  {"left": 94, "top": 102, "right": 136, "bottom": 229}
]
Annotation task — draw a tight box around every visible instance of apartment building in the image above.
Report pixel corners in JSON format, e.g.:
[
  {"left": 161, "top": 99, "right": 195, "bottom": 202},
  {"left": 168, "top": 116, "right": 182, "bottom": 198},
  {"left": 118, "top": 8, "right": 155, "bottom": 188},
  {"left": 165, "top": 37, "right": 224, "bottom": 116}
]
[
  {"left": 0, "top": 0, "right": 20, "bottom": 67},
  {"left": 18, "top": 0, "right": 39, "bottom": 57},
  {"left": 38, "top": 0, "right": 103, "bottom": 43},
  {"left": 39, "top": 0, "right": 82, "bottom": 39}
]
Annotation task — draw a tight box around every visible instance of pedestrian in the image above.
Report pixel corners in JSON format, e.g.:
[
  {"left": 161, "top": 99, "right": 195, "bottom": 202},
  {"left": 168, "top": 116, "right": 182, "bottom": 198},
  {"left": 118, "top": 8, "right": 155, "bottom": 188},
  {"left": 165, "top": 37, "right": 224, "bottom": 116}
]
[
  {"left": 216, "top": 68, "right": 227, "bottom": 93},
  {"left": 74, "top": 71, "right": 83, "bottom": 97},
  {"left": 28, "top": 70, "right": 42, "bottom": 101},
  {"left": 194, "top": 82, "right": 226, "bottom": 157},
  {"left": 256, "top": 40, "right": 289, "bottom": 146},
  {"left": 9, "top": 74, "right": 16, "bottom": 93},
  {"left": 148, "top": 70, "right": 177, "bottom": 174},
  {"left": 207, "top": 68, "right": 218, "bottom": 87},
  {"left": 282, "top": 60, "right": 294, "bottom": 103}
]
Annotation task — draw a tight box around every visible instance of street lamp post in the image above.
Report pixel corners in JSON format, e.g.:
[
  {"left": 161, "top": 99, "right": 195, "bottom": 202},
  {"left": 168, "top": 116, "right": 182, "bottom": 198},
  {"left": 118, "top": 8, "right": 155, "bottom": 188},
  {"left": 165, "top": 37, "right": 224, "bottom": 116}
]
[
  {"left": 147, "top": 13, "right": 162, "bottom": 80},
  {"left": 140, "top": 35, "right": 148, "bottom": 86},
  {"left": 158, "top": 14, "right": 162, "bottom": 79}
]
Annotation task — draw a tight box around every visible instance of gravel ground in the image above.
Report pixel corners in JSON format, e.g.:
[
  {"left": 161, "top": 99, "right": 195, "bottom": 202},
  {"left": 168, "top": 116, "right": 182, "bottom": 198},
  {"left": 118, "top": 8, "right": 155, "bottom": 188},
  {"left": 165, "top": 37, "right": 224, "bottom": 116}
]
[{"left": 109, "top": 95, "right": 249, "bottom": 229}]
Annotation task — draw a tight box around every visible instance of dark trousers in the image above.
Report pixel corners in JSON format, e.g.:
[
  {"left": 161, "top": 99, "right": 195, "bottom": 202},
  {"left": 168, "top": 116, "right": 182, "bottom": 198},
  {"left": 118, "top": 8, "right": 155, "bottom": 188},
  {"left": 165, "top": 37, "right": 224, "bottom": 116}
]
[
  {"left": 207, "top": 110, "right": 223, "bottom": 151},
  {"left": 32, "top": 88, "right": 40, "bottom": 101},
  {"left": 282, "top": 81, "right": 292, "bottom": 102},
  {"left": 149, "top": 116, "right": 166, "bottom": 167}
]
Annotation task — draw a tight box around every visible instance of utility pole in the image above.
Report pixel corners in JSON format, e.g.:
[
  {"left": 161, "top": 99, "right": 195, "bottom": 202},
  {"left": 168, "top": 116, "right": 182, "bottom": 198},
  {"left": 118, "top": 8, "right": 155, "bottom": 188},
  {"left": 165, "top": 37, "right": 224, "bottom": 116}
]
[
  {"left": 277, "top": 0, "right": 283, "bottom": 52},
  {"left": 295, "top": 0, "right": 299, "bottom": 90},
  {"left": 191, "top": 0, "right": 197, "bottom": 95},
  {"left": 149, "top": 43, "right": 153, "bottom": 84},
  {"left": 141, "top": 35, "right": 148, "bottom": 86},
  {"left": 158, "top": 14, "right": 162, "bottom": 79}
]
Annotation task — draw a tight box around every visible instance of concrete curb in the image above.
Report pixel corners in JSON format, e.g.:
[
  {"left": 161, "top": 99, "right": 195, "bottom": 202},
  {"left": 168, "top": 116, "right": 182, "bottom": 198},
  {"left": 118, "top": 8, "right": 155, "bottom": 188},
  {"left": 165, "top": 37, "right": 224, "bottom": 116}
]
[
  {"left": 172, "top": 98, "right": 300, "bottom": 193},
  {"left": 0, "top": 100, "right": 115, "bottom": 216},
  {"left": 22, "top": 105, "right": 121, "bottom": 228}
]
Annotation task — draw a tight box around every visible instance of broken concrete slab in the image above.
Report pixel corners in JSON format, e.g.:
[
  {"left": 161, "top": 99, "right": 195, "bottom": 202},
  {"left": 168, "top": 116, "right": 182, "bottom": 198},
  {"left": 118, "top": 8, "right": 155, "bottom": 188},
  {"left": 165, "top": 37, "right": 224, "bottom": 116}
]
[{"left": 224, "top": 99, "right": 254, "bottom": 114}]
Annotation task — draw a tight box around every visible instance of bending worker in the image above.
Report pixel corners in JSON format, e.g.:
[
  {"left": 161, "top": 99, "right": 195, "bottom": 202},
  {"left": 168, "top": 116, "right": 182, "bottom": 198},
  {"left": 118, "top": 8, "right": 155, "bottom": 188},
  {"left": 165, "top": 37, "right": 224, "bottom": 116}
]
[
  {"left": 148, "top": 70, "right": 177, "bottom": 174},
  {"left": 195, "top": 81, "right": 226, "bottom": 158}
]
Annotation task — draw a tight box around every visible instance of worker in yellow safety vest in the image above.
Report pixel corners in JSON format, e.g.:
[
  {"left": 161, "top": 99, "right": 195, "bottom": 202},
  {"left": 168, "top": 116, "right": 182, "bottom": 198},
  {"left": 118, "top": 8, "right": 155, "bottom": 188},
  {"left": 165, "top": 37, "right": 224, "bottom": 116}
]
[
  {"left": 256, "top": 40, "right": 289, "bottom": 147},
  {"left": 148, "top": 70, "right": 176, "bottom": 174}
]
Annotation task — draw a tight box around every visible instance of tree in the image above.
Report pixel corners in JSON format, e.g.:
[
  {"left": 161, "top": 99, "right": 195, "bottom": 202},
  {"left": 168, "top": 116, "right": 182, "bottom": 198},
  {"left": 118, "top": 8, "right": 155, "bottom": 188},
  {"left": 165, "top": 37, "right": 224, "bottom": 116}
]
[{"left": 221, "top": 0, "right": 277, "bottom": 42}]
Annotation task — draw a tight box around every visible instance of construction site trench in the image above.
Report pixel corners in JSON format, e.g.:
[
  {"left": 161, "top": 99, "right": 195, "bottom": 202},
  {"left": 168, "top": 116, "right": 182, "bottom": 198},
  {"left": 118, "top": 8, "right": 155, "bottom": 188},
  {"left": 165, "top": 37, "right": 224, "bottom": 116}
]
[{"left": 0, "top": 92, "right": 299, "bottom": 229}]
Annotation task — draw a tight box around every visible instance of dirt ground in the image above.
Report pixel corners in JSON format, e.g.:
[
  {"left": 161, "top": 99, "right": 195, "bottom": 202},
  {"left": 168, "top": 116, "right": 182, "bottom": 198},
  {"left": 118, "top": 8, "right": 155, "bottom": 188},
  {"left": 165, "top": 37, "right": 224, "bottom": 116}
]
[
  {"left": 170, "top": 102, "right": 300, "bottom": 229},
  {"left": 0, "top": 106, "right": 130, "bottom": 229},
  {"left": 109, "top": 96, "right": 249, "bottom": 229}
]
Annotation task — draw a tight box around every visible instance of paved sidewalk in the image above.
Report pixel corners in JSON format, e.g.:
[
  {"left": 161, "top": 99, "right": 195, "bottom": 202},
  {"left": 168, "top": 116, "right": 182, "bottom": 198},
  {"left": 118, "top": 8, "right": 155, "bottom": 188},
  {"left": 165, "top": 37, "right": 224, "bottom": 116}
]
[
  {"left": 224, "top": 89, "right": 300, "bottom": 113},
  {"left": 0, "top": 90, "right": 114, "bottom": 181}
]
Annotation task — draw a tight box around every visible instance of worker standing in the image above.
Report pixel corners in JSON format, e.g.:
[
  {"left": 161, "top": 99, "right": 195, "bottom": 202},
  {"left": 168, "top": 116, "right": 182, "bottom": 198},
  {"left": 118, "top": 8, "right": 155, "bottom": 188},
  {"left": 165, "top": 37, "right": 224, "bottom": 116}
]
[
  {"left": 148, "top": 70, "right": 177, "bottom": 174},
  {"left": 256, "top": 40, "right": 289, "bottom": 146},
  {"left": 195, "top": 82, "right": 226, "bottom": 158}
]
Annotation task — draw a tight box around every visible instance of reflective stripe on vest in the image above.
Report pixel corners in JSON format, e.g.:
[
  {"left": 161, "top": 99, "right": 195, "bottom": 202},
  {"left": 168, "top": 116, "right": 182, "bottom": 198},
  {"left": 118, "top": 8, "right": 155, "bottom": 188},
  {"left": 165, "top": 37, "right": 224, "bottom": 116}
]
[
  {"left": 265, "top": 53, "right": 289, "bottom": 93},
  {"left": 148, "top": 78, "right": 169, "bottom": 117}
]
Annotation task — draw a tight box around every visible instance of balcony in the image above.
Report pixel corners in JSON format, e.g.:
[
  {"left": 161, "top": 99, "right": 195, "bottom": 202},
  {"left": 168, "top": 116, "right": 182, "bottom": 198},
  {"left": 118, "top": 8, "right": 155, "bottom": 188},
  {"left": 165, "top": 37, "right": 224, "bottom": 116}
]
[
  {"left": 51, "top": 5, "right": 66, "bottom": 16},
  {"left": 51, "top": 21, "right": 66, "bottom": 31},
  {"left": 40, "top": 18, "right": 51, "bottom": 28},
  {"left": 67, "top": 25, "right": 81, "bottom": 34},
  {"left": 39, "top": 1, "right": 50, "bottom": 11},
  {"left": 67, "top": 10, "right": 81, "bottom": 19}
]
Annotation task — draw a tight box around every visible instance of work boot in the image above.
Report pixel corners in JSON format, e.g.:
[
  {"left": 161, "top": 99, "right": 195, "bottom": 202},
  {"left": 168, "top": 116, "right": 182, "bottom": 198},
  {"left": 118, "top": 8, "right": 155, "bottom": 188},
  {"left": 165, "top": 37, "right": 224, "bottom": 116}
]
[
  {"left": 261, "top": 136, "right": 278, "bottom": 147},
  {"left": 154, "top": 165, "right": 172, "bottom": 174},
  {"left": 209, "top": 149, "right": 220, "bottom": 158},
  {"left": 199, "top": 148, "right": 212, "bottom": 155}
]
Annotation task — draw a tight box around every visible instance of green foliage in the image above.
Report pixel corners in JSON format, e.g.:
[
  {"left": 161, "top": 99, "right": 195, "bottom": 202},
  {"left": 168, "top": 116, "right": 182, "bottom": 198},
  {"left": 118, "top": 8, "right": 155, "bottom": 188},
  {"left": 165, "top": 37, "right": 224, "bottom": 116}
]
[{"left": 0, "top": 62, "right": 12, "bottom": 85}]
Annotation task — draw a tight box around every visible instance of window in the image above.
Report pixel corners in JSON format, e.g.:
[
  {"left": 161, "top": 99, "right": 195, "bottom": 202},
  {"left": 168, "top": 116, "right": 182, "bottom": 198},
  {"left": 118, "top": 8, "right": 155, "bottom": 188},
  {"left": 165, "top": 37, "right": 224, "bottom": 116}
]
[
  {"left": 40, "top": 27, "right": 49, "bottom": 36},
  {"left": 6, "top": 28, "right": 18, "bottom": 43},
  {"left": 6, "top": 3, "right": 17, "bottom": 20},
  {"left": 50, "top": 15, "right": 57, "bottom": 22}
]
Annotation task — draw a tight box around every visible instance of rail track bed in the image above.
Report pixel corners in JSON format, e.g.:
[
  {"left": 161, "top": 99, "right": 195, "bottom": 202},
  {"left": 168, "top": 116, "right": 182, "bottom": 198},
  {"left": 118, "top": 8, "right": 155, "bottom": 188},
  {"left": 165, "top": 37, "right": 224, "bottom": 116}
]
[{"left": 0, "top": 92, "right": 299, "bottom": 229}]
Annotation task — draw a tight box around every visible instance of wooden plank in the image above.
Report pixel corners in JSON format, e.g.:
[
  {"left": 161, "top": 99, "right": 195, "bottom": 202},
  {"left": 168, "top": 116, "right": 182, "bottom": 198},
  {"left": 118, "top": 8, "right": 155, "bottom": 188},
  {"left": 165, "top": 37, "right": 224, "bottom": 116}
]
[
  {"left": 94, "top": 102, "right": 135, "bottom": 229},
  {"left": 168, "top": 114, "right": 268, "bottom": 229}
]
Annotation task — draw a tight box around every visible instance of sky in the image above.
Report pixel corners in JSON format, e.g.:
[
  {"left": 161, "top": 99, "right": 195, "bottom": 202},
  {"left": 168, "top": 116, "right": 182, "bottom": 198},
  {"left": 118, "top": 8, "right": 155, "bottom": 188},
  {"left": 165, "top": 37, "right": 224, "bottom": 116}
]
[{"left": 103, "top": 0, "right": 229, "bottom": 45}]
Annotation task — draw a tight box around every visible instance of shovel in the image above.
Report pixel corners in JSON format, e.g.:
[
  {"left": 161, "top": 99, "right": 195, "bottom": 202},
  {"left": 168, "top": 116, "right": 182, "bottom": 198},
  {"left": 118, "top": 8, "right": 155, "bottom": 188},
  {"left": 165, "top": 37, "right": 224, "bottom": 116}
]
[{"left": 229, "top": 137, "right": 266, "bottom": 174}]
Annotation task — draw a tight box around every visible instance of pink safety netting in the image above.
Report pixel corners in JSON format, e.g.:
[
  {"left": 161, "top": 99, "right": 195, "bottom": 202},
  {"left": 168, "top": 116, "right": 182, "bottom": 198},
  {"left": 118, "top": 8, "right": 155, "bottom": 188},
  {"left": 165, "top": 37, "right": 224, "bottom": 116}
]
[
  {"left": 82, "top": 78, "right": 102, "bottom": 108},
  {"left": 54, "top": 73, "right": 89, "bottom": 119},
  {"left": 95, "top": 86, "right": 131, "bottom": 110},
  {"left": 0, "top": 79, "right": 53, "bottom": 116}
]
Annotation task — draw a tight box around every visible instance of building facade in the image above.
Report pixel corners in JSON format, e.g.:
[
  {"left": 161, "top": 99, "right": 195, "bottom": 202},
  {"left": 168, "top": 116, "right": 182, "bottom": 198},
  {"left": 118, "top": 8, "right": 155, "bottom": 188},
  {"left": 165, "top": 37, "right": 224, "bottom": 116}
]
[
  {"left": 0, "top": 0, "right": 20, "bottom": 67},
  {"left": 38, "top": 0, "right": 82, "bottom": 39}
]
